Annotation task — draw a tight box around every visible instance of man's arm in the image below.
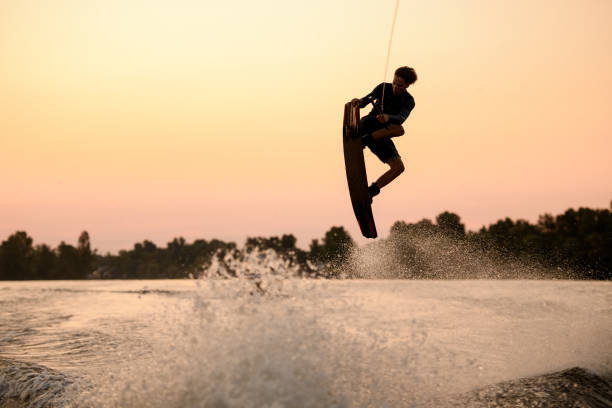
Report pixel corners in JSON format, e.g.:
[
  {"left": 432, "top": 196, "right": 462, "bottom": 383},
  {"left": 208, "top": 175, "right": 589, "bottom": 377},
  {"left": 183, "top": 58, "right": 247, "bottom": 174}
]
[
  {"left": 386, "top": 98, "right": 415, "bottom": 125},
  {"left": 351, "top": 83, "right": 384, "bottom": 108},
  {"left": 360, "top": 83, "right": 384, "bottom": 108}
]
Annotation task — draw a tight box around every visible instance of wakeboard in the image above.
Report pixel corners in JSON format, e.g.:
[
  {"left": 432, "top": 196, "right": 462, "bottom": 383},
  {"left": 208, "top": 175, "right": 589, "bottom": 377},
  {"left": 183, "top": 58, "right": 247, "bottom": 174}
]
[{"left": 343, "top": 102, "right": 377, "bottom": 238}]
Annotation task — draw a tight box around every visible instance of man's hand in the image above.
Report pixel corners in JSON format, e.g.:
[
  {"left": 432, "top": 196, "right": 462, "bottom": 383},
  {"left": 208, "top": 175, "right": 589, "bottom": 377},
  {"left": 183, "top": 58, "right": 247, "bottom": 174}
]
[
  {"left": 351, "top": 98, "right": 361, "bottom": 107},
  {"left": 376, "top": 114, "right": 389, "bottom": 123}
]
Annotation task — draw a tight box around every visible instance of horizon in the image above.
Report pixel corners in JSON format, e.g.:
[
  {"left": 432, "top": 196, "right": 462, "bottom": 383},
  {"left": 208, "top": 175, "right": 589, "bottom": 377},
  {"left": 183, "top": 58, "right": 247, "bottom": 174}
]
[
  {"left": 3, "top": 201, "right": 611, "bottom": 255},
  {"left": 2, "top": 0, "right": 611, "bottom": 253}
]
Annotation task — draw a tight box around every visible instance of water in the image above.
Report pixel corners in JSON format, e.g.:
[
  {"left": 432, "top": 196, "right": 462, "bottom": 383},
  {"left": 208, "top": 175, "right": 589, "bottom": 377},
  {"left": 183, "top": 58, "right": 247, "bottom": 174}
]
[{"left": 1, "top": 270, "right": 611, "bottom": 406}]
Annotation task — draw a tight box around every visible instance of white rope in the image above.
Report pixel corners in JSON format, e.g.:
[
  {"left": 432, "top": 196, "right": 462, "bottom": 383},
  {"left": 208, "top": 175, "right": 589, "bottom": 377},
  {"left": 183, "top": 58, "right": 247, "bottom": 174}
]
[{"left": 381, "top": 0, "right": 400, "bottom": 113}]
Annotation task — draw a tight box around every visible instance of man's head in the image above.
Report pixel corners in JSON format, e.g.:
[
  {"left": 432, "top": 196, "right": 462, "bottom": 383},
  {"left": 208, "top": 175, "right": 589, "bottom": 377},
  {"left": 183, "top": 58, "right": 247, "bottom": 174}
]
[{"left": 392, "top": 66, "right": 417, "bottom": 95}]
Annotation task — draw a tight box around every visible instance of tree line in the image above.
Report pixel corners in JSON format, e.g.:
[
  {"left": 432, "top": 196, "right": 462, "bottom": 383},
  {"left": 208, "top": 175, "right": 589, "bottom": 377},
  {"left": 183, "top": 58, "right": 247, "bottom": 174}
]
[
  {"left": 373, "top": 205, "right": 611, "bottom": 280},
  {"left": 0, "top": 203, "right": 610, "bottom": 280},
  {"left": 0, "top": 226, "right": 353, "bottom": 280}
]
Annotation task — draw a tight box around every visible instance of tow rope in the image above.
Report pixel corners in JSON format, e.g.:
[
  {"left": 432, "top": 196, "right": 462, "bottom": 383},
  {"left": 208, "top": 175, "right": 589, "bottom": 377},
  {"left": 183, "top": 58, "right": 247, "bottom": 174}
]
[{"left": 381, "top": 0, "right": 400, "bottom": 113}]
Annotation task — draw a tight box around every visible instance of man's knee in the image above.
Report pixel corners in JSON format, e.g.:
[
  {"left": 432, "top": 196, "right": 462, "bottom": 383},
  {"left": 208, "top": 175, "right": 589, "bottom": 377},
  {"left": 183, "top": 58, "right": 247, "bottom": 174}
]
[
  {"left": 391, "top": 125, "right": 405, "bottom": 137},
  {"left": 389, "top": 158, "right": 405, "bottom": 174}
]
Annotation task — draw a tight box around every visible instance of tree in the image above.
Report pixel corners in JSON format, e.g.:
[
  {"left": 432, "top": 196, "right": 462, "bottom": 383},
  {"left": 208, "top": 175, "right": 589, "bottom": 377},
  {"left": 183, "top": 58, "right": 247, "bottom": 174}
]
[
  {"left": 309, "top": 239, "right": 323, "bottom": 263},
  {"left": 0, "top": 231, "right": 35, "bottom": 280},
  {"left": 321, "top": 226, "right": 355, "bottom": 266},
  {"left": 32, "top": 244, "right": 57, "bottom": 279},
  {"left": 245, "top": 234, "right": 297, "bottom": 254},
  {"left": 56, "top": 242, "right": 83, "bottom": 279},
  {"left": 77, "top": 231, "right": 94, "bottom": 278},
  {"left": 280, "top": 234, "right": 297, "bottom": 250},
  {"left": 436, "top": 211, "right": 466, "bottom": 238}
]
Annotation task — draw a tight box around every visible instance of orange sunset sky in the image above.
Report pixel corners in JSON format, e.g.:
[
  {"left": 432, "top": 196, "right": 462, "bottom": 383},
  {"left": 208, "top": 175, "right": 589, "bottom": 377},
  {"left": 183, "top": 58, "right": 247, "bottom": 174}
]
[{"left": 1, "top": 0, "right": 611, "bottom": 252}]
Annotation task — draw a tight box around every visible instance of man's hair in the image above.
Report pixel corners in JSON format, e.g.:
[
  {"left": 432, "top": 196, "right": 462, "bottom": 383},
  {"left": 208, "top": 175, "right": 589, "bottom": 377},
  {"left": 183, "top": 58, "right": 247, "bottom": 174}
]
[{"left": 395, "top": 66, "right": 417, "bottom": 86}]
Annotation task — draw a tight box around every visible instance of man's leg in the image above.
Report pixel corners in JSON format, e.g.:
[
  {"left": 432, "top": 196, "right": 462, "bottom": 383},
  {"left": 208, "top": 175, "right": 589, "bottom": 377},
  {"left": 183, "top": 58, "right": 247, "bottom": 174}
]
[
  {"left": 369, "top": 157, "right": 405, "bottom": 200},
  {"left": 372, "top": 124, "right": 404, "bottom": 141},
  {"left": 362, "top": 124, "right": 404, "bottom": 147},
  {"left": 376, "top": 157, "right": 405, "bottom": 188}
]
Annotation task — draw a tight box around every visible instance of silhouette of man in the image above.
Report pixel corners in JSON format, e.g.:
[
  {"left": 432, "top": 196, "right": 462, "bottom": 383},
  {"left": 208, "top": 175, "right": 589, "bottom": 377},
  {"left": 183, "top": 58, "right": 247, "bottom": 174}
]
[{"left": 351, "top": 66, "right": 417, "bottom": 201}]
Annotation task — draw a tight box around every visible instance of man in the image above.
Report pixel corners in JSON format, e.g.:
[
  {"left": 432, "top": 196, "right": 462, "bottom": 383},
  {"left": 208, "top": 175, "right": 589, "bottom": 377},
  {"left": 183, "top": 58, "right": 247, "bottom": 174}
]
[{"left": 351, "top": 66, "right": 417, "bottom": 201}]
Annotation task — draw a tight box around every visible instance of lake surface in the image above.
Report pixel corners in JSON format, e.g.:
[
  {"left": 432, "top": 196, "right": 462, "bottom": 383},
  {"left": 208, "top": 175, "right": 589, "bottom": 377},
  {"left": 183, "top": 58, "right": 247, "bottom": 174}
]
[{"left": 1, "top": 278, "right": 611, "bottom": 407}]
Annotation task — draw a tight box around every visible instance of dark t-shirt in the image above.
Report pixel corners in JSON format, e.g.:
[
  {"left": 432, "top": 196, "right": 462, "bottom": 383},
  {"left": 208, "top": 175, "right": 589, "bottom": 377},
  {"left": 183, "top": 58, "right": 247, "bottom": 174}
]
[{"left": 360, "top": 83, "right": 415, "bottom": 125}]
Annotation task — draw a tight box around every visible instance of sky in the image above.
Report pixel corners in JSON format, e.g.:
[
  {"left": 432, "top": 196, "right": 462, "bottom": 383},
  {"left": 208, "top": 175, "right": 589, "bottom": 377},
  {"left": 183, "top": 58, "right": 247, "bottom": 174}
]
[{"left": 1, "top": 0, "right": 611, "bottom": 253}]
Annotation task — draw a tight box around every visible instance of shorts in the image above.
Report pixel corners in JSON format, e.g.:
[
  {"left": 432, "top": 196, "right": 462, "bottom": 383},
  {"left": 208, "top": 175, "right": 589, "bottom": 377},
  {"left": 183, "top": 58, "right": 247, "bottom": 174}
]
[{"left": 359, "top": 115, "right": 401, "bottom": 163}]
